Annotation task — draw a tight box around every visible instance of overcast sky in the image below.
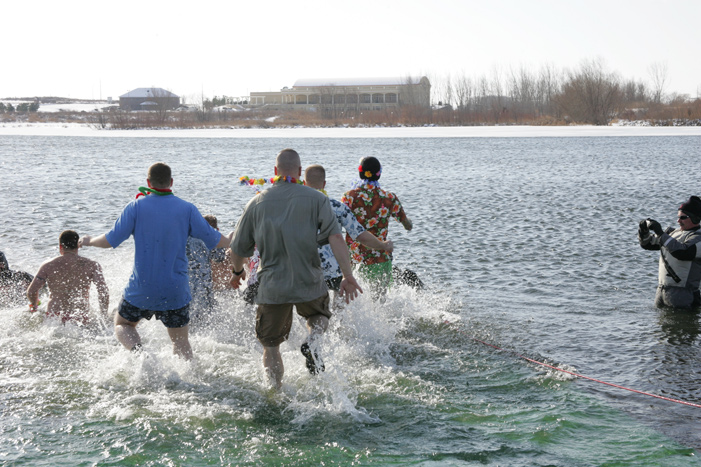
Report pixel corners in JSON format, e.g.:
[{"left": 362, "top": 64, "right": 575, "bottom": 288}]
[{"left": 4, "top": 0, "right": 700, "bottom": 103}]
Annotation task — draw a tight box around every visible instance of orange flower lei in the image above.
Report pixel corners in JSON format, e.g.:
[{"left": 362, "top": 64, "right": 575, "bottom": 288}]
[{"left": 239, "top": 175, "right": 303, "bottom": 187}]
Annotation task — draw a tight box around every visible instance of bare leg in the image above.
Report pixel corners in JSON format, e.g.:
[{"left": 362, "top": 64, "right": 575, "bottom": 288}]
[
  {"left": 263, "top": 345, "right": 283, "bottom": 389},
  {"left": 167, "top": 326, "right": 193, "bottom": 360},
  {"left": 114, "top": 312, "right": 141, "bottom": 351}
]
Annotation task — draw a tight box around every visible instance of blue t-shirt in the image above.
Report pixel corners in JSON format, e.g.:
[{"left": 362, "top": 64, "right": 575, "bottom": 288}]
[{"left": 106, "top": 194, "right": 220, "bottom": 311}]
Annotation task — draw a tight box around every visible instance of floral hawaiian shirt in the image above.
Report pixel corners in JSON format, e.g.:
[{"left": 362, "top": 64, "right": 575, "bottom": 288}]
[
  {"left": 318, "top": 198, "right": 366, "bottom": 280},
  {"left": 342, "top": 183, "right": 407, "bottom": 265}
]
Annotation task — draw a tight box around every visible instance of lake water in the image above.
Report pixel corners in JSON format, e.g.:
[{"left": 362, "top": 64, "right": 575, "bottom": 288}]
[{"left": 1, "top": 130, "right": 701, "bottom": 466}]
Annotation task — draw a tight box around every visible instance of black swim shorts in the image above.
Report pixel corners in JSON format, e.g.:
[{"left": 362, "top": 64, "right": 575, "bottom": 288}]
[{"left": 118, "top": 298, "right": 190, "bottom": 328}]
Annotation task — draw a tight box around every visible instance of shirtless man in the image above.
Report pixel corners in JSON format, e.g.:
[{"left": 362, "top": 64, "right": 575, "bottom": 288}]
[{"left": 26, "top": 230, "right": 109, "bottom": 325}]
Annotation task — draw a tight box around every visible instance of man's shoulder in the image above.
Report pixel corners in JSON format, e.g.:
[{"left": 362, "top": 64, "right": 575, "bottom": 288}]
[
  {"left": 38, "top": 255, "right": 70, "bottom": 274},
  {"left": 290, "top": 183, "right": 325, "bottom": 198},
  {"left": 36, "top": 256, "right": 58, "bottom": 272},
  {"left": 137, "top": 193, "right": 192, "bottom": 208},
  {"left": 681, "top": 228, "right": 701, "bottom": 241},
  {"left": 331, "top": 198, "right": 353, "bottom": 214},
  {"left": 261, "top": 183, "right": 326, "bottom": 203},
  {"left": 375, "top": 186, "right": 395, "bottom": 197},
  {"left": 345, "top": 185, "right": 389, "bottom": 197},
  {"left": 76, "top": 255, "right": 101, "bottom": 266}
]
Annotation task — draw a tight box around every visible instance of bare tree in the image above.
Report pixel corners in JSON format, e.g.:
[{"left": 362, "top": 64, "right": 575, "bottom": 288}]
[
  {"left": 400, "top": 75, "right": 421, "bottom": 106},
  {"left": 454, "top": 72, "right": 473, "bottom": 112},
  {"left": 648, "top": 61, "right": 669, "bottom": 104},
  {"left": 151, "top": 88, "right": 174, "bottom": 124},
  {"left": 489, "top": 65, "right": 505, "bottom": 123},
  {"left": 536, "top": 63, "right": 561, "bottom": 117},
  {"left": 428, "top": 73, "right": 447, "bottom": 106},
  {"left": 507, "top": 65, "right": 537, "bottom": 120},
  {"left": 556, "top": 58, "right": 622, "bottom": 125},
  {"left": 442, "top": 73, "right": 454, "bottom": 107}
]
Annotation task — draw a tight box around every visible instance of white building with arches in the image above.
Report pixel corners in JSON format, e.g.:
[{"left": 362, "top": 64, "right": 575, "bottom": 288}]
[{"left": 249, "top": 77, "right": 430, "bottom": 112}]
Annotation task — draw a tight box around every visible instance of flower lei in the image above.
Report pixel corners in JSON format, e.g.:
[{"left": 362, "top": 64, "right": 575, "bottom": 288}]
[
  {"left": 239, "top": 175, "right": 303, "bottom": 187},
  {"left": 136, "top": 186, "right": 174, "bottom": 199},
  {"left": 270, "top": 175, "right": 303, "bottom": 185},
  {"left": 352, "top": 164, "right": 382, "bottom": 190},
  {"left": 350, "top": 179, "right": 381, "bottom": 190}
]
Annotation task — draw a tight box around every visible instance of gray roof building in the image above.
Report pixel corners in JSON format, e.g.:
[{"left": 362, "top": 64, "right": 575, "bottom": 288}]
[{"left": 119, "top": 88, "right": 180, "bottom": 111}]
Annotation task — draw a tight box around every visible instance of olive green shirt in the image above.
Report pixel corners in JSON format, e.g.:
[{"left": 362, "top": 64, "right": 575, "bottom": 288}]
[{"left": 230, "top": 182, "right": 341, "bottom": 304}]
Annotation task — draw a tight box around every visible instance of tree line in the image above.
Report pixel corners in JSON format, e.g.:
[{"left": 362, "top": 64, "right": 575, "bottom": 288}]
[
  {"left": 0, "top": 101, "right": 40, "bottom": 113},
  {"left": 427, "top": 58, "right": 699, "bottom": 125}
]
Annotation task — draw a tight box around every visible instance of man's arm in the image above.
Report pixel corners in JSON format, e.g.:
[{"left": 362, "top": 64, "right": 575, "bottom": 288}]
[
  {"left": 328, "top": 233, "right": 363, "bottom": 303},
  {"left": 356, "top": 231, "right": 394, "bottom": 254},
  {"left": 646, "top": 219, "right": 701, "bottom": 259},
  {"left": 80, "top": 235, "right": 113, "bottom": 249},
  {"left": 638, "top": 220, "right": 659, "bottom": 250},
  {"left": 388, "top": 194, "right": 412, "bottom": 232},
  {"left": 26, "top": 266, "right": 46, "bottom": 311},
  {"left": 93, "top": 264, "right": 110, "bottom": 317},
  {"left": 228, "top": 252, "right": 248, "bottom": 289},
  {"left": 215, "top": 231, "right": 235, "bottom": 249}
]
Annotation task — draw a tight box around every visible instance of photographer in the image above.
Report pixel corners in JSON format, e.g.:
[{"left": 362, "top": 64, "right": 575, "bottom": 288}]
[{"left": 639, "top": 196, "right": 701, "bottom": 309}]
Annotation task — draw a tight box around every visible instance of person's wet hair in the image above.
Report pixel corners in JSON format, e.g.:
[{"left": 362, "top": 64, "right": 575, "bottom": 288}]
[
  {"left": 148, "top": 162, "right": 172, "bottom": 188},
  {"left": 59, "top": 230, "right": 80, "bottom": 250}
]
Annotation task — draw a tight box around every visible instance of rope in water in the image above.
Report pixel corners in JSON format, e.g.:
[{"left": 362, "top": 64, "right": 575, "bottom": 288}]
[{"left": 444, "top": 320, "right": 701, "bottom": 409}]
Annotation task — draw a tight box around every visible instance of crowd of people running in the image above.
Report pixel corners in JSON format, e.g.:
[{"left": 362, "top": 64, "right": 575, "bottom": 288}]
[
  {"left": 0, "top": 150, "right": 414, "bottom": 389},
  {"left": 3, "top": 147, "right": 700, "bottom": 390}
]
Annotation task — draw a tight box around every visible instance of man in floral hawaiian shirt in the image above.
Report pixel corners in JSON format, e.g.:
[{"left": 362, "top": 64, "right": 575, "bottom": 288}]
[
  {"left": 304, "top": 164, "right": 394, "bottom": 297},
  {"left": 342, "top": 157, "right": 413, "bottom": 297}
]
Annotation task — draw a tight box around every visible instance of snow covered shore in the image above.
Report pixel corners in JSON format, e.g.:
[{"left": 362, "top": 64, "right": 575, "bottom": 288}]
[{"left": 1, "top": 122, "right": 701, "bottom": 138}]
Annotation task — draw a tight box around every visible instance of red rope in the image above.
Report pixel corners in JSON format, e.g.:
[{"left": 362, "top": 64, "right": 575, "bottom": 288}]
[{"left": 444, "top": 320, "right": 701, "bottom": 409}]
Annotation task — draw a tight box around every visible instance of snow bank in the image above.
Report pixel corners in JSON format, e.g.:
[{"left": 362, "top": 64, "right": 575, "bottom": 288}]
[
  {"left": 37, "top": 103, "right": 118, "bottom": 113},
  {"left": 0, "top": 101, "right": 116, "bottom": 113},
  {"left": 1, "top": 123, "right": 701, "bottom": 138}
]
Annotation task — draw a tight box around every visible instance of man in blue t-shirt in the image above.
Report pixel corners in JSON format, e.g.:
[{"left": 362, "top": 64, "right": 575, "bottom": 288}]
[{"left": 81, "top": 162, "right": 231, "bottom": 359}]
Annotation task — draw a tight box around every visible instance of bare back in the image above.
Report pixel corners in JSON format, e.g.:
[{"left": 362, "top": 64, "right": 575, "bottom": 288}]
[{"left": 27, "top": 253, "right": 107, "bottom": 324}]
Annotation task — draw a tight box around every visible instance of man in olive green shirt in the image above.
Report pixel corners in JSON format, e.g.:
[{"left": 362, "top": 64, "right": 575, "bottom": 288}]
[{"left": 229, "top": 148, "right": 362, "bottom": 389}]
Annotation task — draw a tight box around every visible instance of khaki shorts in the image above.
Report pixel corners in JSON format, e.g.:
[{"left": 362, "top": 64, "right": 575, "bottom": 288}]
[{"left": 256, "top": 292, "right": 331, "bottom": 347}]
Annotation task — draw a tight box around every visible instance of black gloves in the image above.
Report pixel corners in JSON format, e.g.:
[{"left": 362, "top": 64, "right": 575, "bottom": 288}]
[
  {"left": 646, "top": 219, "right": 664, "bottom": 236},
  {"left": 638, "top": 219, "right": 649, "bottom": 237}
]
